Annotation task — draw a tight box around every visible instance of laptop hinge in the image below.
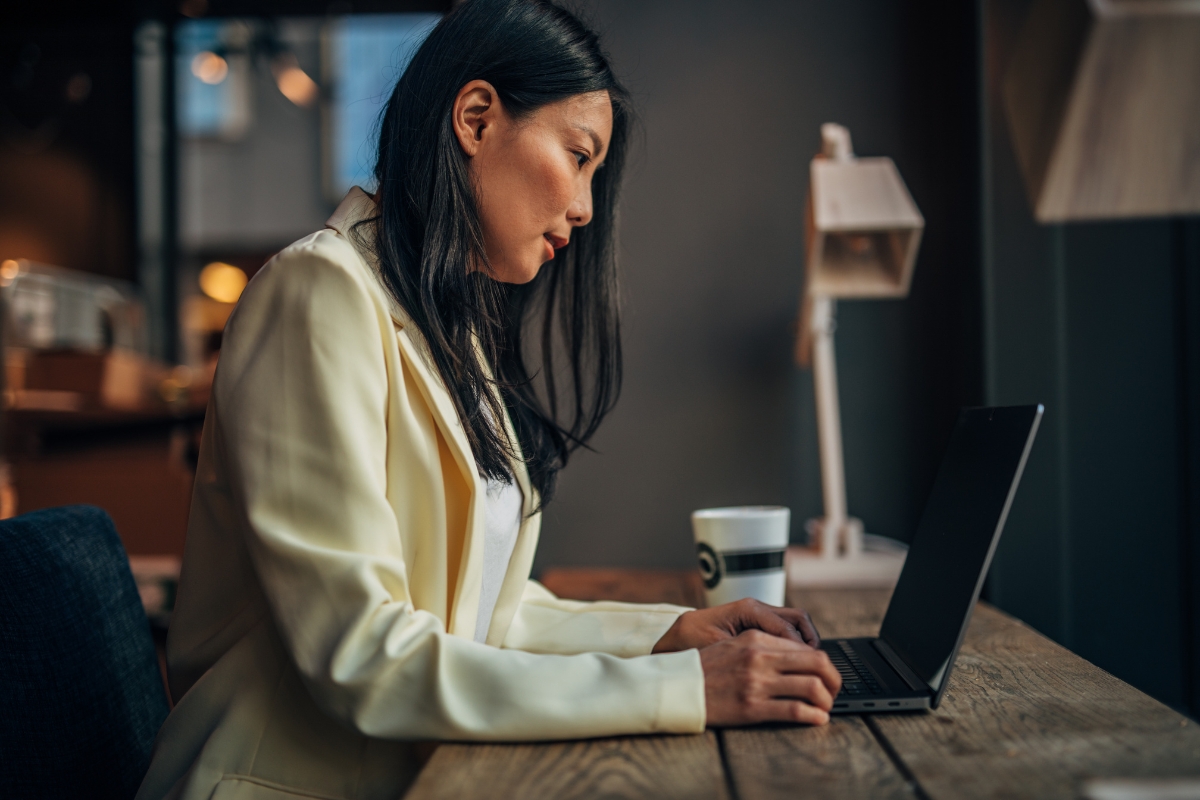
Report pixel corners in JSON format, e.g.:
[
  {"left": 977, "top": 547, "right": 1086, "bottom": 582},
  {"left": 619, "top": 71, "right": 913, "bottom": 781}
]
[{"left": 873, "top": 639, "right": 927, "bottom": 694}]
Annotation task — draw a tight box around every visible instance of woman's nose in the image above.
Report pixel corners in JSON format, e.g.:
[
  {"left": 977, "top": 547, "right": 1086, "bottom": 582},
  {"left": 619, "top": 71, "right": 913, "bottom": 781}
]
[{"left": 568, "top": 187, "right": 593, "bottom": 227}]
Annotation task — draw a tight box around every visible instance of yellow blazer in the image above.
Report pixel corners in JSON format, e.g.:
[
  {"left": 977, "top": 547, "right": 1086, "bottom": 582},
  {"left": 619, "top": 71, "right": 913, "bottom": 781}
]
[{"left": 136, "top": 189, "right": 706, "bottom": 800}]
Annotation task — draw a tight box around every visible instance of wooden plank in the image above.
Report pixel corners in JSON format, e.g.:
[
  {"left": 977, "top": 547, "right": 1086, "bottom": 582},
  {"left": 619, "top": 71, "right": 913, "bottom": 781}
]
[
  {"left": 872, "top": 603, "right": 1200, "bottom": 798},
  {"left": 540, "top": 567, "right": 707, "bottom": 608},
  {"left": 404, "top": 733, "right": 730, "bottom": 800},
  {"left": 721, "top": 720, "right": 916, "bottom": 800}
]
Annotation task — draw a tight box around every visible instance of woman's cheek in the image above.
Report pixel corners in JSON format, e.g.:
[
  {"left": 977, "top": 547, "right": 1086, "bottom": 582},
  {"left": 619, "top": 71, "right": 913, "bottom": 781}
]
[{"left": 532, "top": 153, "right": 575, "bottom": 219}]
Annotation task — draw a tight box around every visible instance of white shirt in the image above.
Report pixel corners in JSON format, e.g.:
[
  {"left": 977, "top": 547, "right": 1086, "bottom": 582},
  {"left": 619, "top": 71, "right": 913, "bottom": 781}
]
[{"left": 474, "top": 474, "right": 523, "bottom": 642}]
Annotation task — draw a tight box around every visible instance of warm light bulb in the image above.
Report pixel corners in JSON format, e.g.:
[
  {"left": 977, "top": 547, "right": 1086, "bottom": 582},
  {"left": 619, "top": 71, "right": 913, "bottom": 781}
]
[
  {"left": 191, "top": 51, "right": 228, "bottom": 85},
  {"left": 0, "top": 259, "right": 20, "bottom": 286},
  {"left": 199, "top": 262, "right": 248, "bottom": 304},
  {"left": 272, "top": 55, "right": 318, "bottom": 107},
  {"left": 847, "top": 235, "right": 875, "bottom": 258}
]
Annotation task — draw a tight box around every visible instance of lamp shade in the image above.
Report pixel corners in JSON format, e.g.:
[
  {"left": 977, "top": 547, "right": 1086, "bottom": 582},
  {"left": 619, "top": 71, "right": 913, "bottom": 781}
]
[
  {"left": 1003, "top": 0, "right": 1200, "bottom": 221},
  {"left": 796, "top": 124, "right": 924, "bottom": 366},
  {"left": 807, "top": 157, "right": 924, "bottom": 299}
]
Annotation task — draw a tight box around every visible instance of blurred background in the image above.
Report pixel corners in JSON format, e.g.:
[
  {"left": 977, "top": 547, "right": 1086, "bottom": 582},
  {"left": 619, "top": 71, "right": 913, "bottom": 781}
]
[{"left": 2, "top": 0, "right": 1197, "bottom": 720}]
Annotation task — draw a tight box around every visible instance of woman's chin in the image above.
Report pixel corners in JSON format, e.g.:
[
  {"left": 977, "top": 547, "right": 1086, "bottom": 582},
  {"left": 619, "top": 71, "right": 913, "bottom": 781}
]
[
  {"left": 490, "top": 261, "right": 543, "bottom": 285},
  {"left": 513, "top": 265, "right": 544, "bottom": 284}
]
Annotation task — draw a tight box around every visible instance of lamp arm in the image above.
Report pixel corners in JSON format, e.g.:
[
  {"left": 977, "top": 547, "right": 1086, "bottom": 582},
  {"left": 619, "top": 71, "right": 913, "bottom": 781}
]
[{"left": 810, "top": 296, "right": 847, "bottom": 559}]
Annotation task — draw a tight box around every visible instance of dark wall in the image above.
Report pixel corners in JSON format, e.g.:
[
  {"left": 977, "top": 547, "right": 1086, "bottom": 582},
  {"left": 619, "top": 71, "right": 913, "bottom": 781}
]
[
  {"left": 537, "top": 0, "right": 982, "bottom": 570},
  {"left": 1181, "top": 221, "right": 1200, "bottom": 718},
  {"left": 983, "top": 0, "right": 1200, "bottom": 713}
]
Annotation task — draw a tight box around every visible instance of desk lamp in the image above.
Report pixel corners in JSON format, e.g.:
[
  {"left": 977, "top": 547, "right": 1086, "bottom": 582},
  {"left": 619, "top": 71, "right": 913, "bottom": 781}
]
[{"left": 790, "top": 124, "right": 924, "bottom": 588}]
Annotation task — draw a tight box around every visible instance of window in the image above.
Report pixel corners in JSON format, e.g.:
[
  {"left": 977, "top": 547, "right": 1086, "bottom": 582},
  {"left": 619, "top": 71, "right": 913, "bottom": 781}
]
[{"left": 325, "top": 14, "right": 439, "bottom": 198}]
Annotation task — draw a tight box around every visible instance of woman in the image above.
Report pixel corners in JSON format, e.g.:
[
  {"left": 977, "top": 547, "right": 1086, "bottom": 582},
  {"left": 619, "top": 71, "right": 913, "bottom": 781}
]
[{"left": 138, "top": 2, "right": 840, "bottom": 798}]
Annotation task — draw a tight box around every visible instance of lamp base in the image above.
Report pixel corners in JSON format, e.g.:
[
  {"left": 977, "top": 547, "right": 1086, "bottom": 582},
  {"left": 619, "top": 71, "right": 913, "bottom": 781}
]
[{"left": 786, "top": 534, "right": 908, "bottom": 589}]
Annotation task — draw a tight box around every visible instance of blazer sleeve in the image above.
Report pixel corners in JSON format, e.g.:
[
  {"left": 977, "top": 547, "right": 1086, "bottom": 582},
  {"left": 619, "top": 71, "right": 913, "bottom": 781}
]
[
  {"left": 502, "top": 580, "right": 691, "bottom": 657},
  {"left": 214, "top": 241, "right": 706, "bottom": 742}
]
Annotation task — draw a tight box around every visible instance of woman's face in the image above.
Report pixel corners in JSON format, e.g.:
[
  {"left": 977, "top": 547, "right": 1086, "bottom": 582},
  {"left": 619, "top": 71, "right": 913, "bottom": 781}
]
[{"left": 451, "top": 82, "right": 613, "bottom": 284}]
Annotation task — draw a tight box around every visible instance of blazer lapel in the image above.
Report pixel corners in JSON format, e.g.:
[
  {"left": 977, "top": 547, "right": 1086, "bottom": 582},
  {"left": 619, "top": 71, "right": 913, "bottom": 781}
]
[
  {"left": 325, "top": 189, "right": 487, "bottom": 638},
  {"left": 393, "top": 328, "right": 487, "bottom": 639},
  {"left": 326, "top": 187, "right": 541, "bottom": 642}
]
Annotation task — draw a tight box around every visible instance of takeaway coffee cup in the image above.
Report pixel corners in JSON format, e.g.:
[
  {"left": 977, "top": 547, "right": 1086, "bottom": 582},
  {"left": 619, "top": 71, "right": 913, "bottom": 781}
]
[{"left": 691, "top": 506, "right": 790, "bottom": 607}]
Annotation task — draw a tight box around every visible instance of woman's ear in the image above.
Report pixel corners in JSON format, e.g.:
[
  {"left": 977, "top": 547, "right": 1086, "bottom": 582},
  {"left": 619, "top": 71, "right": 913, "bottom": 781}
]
[{"left": 452, "top": 80, "right": 502, "bottom": 157}]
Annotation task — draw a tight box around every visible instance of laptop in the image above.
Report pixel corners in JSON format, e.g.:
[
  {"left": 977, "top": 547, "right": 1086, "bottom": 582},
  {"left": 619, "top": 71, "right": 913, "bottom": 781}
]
[{"left": 822, "top": 404, "right": 1043, "bottom": 714}]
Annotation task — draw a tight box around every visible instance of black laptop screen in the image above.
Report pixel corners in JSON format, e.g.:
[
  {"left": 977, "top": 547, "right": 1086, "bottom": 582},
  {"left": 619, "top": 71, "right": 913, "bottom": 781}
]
[{"left": 879, "top": 405, "right": 1041, "bottom": 695}]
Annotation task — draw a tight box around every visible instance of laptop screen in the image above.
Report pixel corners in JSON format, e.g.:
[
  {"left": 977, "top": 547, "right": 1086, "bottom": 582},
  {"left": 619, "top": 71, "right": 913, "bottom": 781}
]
[{"left": 879, "top": 405, "right": 1042, "bottom": 698}]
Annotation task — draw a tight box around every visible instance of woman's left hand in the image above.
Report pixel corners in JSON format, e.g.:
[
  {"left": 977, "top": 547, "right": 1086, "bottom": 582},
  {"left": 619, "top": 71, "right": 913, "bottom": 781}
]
[{"left": 651, "top": 598, "right": 821, "bottom": 654}]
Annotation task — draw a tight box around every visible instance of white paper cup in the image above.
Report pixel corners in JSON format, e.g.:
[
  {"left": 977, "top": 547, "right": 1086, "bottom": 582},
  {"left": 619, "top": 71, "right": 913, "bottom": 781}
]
[{"left": 691, "top": 506, "right": 790, "bottom": 607}]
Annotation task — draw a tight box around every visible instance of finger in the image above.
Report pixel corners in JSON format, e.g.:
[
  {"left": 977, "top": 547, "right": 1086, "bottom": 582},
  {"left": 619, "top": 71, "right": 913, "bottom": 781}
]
[
  {"left": 795, "top": 610, "right": 821, "bottom": 647},
  {"left": 772, "top": 649, "right": 843, "bottom": 695},
  {"left": 772, "top": 608, "right": 821, "bottom": 647},
  {"left": 768, "top": 674, "right": 835, "bottom": 712},
  {"left": 736, "top": 603, "right": 807, "bottom": 645},
  {"left": 737, "top": 627, "right": 809, "bottom": 651},
  {"left": 757, "top": 699, "right": 830, "bottom": 726}
]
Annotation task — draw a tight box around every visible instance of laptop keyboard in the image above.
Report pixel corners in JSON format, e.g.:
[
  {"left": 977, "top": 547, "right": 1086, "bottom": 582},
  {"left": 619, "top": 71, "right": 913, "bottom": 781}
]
[{"left": 827, "top": 641, "right": 883, "bottom": 698}]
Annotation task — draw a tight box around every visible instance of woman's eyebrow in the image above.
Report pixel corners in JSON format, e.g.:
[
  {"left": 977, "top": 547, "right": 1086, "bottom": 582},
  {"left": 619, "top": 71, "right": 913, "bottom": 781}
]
[{"left": 572, "top": 124, "right": 603, "bottom": 155}]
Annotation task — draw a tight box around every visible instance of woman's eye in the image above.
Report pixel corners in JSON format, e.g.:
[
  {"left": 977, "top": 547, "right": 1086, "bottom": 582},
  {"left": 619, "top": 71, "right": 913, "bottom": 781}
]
[{"left": 574, "top": 151, "right": 590, "bottom": 168}]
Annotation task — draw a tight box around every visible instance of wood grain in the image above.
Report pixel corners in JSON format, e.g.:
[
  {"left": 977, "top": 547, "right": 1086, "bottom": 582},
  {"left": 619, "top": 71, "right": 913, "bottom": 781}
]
[
  {"left": 404, "top": 733, "right": 730, "bottom": 800},
  {"left": 788, "top": 585, "right": 1200, "bottom": 798},
  {"left": 721, "top": 718, "right": 916, "bottom": 800},
  {"left": 873, "top": 603, "right": 1200, "bottom": 799}
]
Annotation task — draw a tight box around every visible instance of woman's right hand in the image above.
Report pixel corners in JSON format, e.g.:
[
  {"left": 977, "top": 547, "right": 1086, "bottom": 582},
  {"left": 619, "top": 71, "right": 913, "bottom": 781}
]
[{"left": 700, "top": 629, "right": 842, "bottom": 727}]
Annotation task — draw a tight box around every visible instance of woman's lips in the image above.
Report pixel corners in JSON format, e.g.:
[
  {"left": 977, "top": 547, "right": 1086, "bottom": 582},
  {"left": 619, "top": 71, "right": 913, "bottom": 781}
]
[
  {"left": 542, "top": 233, "right": 569, "bottom": 261},
  {"left": 543, "top": 236, "right": 555, "bottom": 261}
]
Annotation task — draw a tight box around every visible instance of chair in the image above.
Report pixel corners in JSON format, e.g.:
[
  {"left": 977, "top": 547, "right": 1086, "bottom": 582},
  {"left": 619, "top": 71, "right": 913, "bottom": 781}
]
[{"left": 0, "top": 505, "right": 170, "bottom": 799}]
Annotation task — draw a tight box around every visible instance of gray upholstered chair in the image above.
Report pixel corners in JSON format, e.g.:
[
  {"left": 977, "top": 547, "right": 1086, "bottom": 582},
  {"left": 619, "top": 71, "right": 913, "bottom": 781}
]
[{"left": 0, "top": 505, "right": 170, "bottom": 799}]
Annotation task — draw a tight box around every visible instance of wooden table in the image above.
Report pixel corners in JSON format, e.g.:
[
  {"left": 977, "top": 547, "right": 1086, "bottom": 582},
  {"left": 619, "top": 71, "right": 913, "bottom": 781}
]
[{"left": 405, "top": 569, "right": 1200, "bottom": 799}]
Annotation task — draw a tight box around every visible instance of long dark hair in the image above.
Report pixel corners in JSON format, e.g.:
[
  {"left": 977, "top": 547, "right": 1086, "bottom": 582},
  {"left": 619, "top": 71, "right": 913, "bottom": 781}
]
[{"left": 367, "top": 0, "right": 630, "bottom": 505}]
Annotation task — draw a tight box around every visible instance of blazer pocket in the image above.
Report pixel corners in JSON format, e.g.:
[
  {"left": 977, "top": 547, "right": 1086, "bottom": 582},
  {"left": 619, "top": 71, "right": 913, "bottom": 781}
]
[{"left": 210, "top": 776, "right": 345, "bottom": 800}]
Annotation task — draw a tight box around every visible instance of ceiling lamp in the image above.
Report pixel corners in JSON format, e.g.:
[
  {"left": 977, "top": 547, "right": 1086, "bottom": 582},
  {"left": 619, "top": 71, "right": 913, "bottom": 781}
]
[
  {"left": 272, "top": 54, "right": 318, "bottom": 108},
  {"left": 191, "top": 51, "right": 228, "bottom": 85},
  {"left": 199, "top": 262, "right": 248, "bottom": 304}
]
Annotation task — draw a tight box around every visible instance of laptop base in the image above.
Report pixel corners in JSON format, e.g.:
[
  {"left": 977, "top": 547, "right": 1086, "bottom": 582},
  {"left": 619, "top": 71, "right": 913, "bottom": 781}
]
[{"left": 822, "top": 637, "right": 931, "bottom": 715}]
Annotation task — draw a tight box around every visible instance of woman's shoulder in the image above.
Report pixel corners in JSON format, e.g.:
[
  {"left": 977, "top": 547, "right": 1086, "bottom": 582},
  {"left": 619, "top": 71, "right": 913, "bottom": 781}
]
[
  {"left": 218, "top": 229, "right": 393, "bottom": 361},
  {"left": 250, "top": 226, "right": 412, "bottom": 328},
  {"left": 236, "top": 229, "right": 386, "bottom": 318},
  {"left": 257, "top": 228, "right": 372, "bottom": 293}
]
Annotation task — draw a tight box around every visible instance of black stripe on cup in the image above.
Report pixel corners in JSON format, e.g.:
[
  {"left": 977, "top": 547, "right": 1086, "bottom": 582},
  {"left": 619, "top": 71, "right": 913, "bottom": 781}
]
[
  {"left": 697, "top": 544, "right": 785, "bottom": 589},
  {"left": 722, "top": 548, "right": 786, "bottom": 574}
]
